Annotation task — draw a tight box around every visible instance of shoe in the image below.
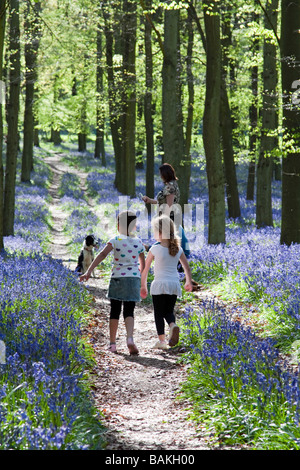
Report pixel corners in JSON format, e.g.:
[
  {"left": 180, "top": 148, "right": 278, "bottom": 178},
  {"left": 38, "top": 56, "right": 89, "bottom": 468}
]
[
  {"left": 153, "top": 340, "right": 168, "bottom": 350},
  {"left": 169, "top": 325, "right": 180, "bottom": 347},
  {"left": 108, "top": 343, "right": 117, "bottom": 353},
  {"left": 127, "top": 342, "right": 139, "bottom": 355}
]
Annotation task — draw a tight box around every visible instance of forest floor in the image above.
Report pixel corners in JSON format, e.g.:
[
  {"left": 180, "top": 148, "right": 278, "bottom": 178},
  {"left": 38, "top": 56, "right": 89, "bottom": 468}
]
[{"left": 44, "top": 151, "right": 242, "bottom": 451}]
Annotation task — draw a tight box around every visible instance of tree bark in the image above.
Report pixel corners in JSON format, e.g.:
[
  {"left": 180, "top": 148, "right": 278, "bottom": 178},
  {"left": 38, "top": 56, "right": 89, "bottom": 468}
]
[
  {"left": 144, "top": 0, "right": 155, "bottom": 202},
  {"left": 203, "top": 0, "right": 225, "bottom": 244},
  {"left": 162, "top": 7, "right": 186, "bottom": 204},
  {"left": 4, "top": 0, "right": 20, "bottom": 237},
  {"left": 120, "top": 0, "right": 137, "bottom": 197},
  {"left": 220, "top": 11, "right": 240, "bottom": 219},
  {"left": 102, "top": 4, "right": 122, "bottom": 189},
  {"left": 256, "top": 0, "right": 278, "bottom": 228},
  {"left": 246, "top": 25, "right": 259, "bottom": 201},
  {"left": 0, "top": 0, "right": 6, "bottom": 250},
  {"left": 280, "top": 0, "right": 300, "bottom": 245}
]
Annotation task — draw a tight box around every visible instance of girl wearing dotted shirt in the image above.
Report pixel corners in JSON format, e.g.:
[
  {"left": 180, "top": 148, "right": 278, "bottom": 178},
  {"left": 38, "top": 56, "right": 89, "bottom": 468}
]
[
  {"left": 140, "top": 215, "right": 193, "bottom": 349},
  {"left": 80, "top": 211, "right": 145, "bottom": 355}
]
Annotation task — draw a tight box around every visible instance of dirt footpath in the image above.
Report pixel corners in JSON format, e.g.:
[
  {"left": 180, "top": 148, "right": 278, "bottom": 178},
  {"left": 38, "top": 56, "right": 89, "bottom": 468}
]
[{"left": 44, "top": 152, "right": 220, "bottom": 451}]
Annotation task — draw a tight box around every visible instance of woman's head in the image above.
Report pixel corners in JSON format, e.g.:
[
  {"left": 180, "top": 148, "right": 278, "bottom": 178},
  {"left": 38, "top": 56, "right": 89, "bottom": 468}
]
[
  {"left": 152, "top": 215, "right": 180, "bottom": 256},
  {"left": 159, "top": 163, "right": 178, "bottom": 183},
  {"left": 117, "top": 210, "right": 137, "bottom": 236}
]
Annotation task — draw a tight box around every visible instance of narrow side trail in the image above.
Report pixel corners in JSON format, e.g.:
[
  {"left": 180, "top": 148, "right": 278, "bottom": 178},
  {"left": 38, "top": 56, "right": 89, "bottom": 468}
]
[{"left": 44, "top": 152, "right": 225, "bottom": 451}]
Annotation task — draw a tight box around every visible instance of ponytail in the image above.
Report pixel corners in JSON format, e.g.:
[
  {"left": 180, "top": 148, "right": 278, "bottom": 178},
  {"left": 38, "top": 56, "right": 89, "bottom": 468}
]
[{"left": 169, "top": 227, "right": 179, "bottom": 256}]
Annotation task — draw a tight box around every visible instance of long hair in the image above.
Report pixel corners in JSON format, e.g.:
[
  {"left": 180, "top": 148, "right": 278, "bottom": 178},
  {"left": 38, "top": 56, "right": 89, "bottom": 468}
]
[
  {"left": 159, "top": 163, "right": 178, "bottom": 183},
  {"left": 117, "top": 210, "right": 137, "bottom": 236},
  {"left": 152, "top": 215, "right": 180, "bottom": 256}
]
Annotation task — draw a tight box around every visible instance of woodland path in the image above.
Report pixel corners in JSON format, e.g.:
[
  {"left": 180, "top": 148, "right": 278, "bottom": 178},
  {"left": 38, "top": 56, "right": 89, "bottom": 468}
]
[{"left": 44, "top": 151, "right": 234, "bottom": 451}]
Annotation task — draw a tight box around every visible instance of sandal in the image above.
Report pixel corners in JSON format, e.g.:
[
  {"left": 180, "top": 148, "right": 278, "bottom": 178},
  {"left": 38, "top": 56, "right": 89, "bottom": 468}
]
[
  {"left": 127, "top": 338, "right": 139, "bottom": 355},
  {"left": 108, "top": 343, "right": 117, "bottom": 353},
  {"left": 169, "top": 325, "right": 180, "bottom": 347},
  {"left": 153, "top": 340, "right": 168, "bottom": 350}
]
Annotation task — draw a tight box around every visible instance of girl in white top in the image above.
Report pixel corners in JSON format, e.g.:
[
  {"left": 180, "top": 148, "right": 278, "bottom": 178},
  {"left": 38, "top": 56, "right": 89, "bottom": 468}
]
[{"left": 140, "top": 215, "right": 193, "bottom": 349}]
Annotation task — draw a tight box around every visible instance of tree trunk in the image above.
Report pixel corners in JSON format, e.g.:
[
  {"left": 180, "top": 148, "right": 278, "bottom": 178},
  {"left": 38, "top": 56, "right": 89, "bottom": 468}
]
[
  {"left": 256, "top": 0, "right": 278, "bottom": 228},
  {"left": 102, "top": 4, "right": 122, "bottom": 189},
  {"left": 162, "top": 8, "right": 185, "bottom": 204},
  {"left": 203, "top": 0, "right": 225, "bottom": 244},
  {"left": 21, "top": 1, "right": 41, "bottom": 182},
  {"left": 0, "top": 1, "right": 6, "bottom": 250},
  {"left": 280, "top": 0, "right": 300, "bottom": 245},
  {"left": 144, "top": 0, "right": 155, "bottom": 202},
  {"left": 94, "top": 20, "right": 106, "bottom": 165},
  {"left": 50, "top": 74, "right": 61, "bottom": 145},
  {"left": 120, "top": 0, "right": 137, "bottom": 197},
  {"left": 246, "top": 27, "right": 259, "bottom": 201},
  {"left": 4, "top": 0, "right": 20, "bottom": 237}
]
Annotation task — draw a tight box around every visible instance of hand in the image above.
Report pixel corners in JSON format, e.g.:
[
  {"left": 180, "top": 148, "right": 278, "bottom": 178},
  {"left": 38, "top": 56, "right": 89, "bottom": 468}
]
[
  {"left": 140, "top": 286, "right": 148, "bottom": 299},
  {"left": 184, "top": 281, "right": 193, "bottom": 292}
]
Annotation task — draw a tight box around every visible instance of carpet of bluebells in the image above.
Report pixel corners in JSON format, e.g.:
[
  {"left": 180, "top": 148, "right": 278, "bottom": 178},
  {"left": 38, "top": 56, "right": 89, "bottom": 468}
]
[
  {"left": 61, "top": 147, "right": 300, "bottom": 449},
  {"left": 2, "top": 141, "right": 300, "bottom": 449},
  {"left": 0, "top": 153, "right": 104, "bottom": 449}
]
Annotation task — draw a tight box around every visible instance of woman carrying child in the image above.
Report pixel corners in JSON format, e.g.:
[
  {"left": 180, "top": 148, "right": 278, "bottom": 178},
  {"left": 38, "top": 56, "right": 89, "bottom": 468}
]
[
  {"left": 80, "top": 210, "right": 145, "bottom": 355},
  {"left": 140, "top": 214, "right": 193, "bottom": 350}
]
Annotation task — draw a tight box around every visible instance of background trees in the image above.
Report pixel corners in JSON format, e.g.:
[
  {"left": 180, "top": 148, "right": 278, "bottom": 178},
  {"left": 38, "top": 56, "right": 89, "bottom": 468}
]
[{"left": 0, "top": 0, "right": 300, "bottom": 247}]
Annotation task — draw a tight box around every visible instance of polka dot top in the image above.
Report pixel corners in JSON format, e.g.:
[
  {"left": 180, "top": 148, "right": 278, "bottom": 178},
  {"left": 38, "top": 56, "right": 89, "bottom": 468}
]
[{"left": 107, "top": 234, "right": 145, "bottom": 278}]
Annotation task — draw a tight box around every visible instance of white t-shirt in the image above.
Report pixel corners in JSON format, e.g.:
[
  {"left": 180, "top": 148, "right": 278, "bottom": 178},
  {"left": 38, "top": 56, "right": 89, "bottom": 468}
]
[
  {"left": 107, "top": 234, "right": 144, "bottom": 278},
  {"left": 149, "top": 243, "right": 183, "bottom": 296}
]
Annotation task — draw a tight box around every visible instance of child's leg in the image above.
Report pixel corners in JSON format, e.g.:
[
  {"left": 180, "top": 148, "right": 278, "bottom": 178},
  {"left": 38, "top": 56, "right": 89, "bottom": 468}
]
[
  {"left": 163, "top": 295, "right": 179, "bottom": 346},
  {"left": 109, "top": 299, "right": 122, "bottom": 350},
  {"left": 123, "top": 301, "right": 138, "bottom": 355}
]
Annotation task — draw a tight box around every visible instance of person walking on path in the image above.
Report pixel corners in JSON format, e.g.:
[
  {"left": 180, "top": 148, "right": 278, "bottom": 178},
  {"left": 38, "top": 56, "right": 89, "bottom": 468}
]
[
  {"left": 140, "top": 215, "right": 193, "bottom": 350},
  {"left": 142, "top": 162, "right": 180, "bottom": 210},
  {"left": 80, "top": 210, "right": 145, "bottom": 355}
]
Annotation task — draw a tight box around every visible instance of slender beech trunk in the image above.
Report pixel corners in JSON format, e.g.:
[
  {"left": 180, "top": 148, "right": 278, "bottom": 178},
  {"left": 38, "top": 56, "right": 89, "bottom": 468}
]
[
  {"left": 94, "top": 21, "right": 106, "bottom": 165},
  {"left": 102, "top": 5, "right": 122, "bottom": 189},
  {"left": 246, "top": 26, "right": 259, "bottom": 201},
  {"left": 144, "top": 0, "right": 155, "bottom": 202},
  {"left": 280, "top": 0, "right": 300, "bottom": 245},
  {"left": 220, "top": 11, "right": 240, "bottom": 219},
  {"left": 4, "top": 0, "right": 20, "bottom": 236},
  {"left": 120, "top": 0, "right": 137, "bottom": 196},
  {"left": 21, "top": 1, "right": 41, "bottom": 182},
  {"left": 0, "top": 1, "right": 6, "bottom": 250},
  {"left": 162, "top": 8, "right": 185, "bottom": 204},
  {"left": 256, "top": 0, "right": 278, "bottom": 228},
  {"left": 180, "top": 7, "right": 194, "bottom": 207},
  {"left": 203, "top": 0, "right": 225, "bottom": 244}
]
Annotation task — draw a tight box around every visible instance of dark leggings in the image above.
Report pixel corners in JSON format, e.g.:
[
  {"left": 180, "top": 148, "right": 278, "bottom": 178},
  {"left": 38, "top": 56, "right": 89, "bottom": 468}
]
[
  {"left": 110, "top": 299, "right": 135, "bottom": 320},
  {"left": 152, "top": 294, "right": 177, "bottom": 336}
]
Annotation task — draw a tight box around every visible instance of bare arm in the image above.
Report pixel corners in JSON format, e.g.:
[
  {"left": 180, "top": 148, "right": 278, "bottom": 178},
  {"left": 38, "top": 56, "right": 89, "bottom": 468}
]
[
  {"left": 142, "top": 195, "right": 157, "bottom": 204},
  {"left": 80, "top": 244, "right": 113, "bottom": 282},
  {"left": 140, "top": 252, "right": 154, "bottom": 298},
  {"left": 179, "top": 252, "right": 193, "bottom": 292},
  {"left": 165, "top": 193, "right": 175, "bottom": 207}
]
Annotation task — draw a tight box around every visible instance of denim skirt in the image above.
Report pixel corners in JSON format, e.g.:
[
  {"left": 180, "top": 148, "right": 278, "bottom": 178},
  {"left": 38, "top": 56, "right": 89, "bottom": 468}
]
[{"left": 107, "top": 277, "right": 141, "bottom": 302}]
